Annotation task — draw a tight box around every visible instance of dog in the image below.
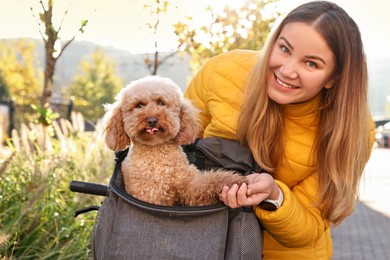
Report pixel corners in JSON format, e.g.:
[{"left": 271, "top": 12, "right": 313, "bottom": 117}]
[{"left": 102, "top": 75, "right": 246, "bottom": 206}]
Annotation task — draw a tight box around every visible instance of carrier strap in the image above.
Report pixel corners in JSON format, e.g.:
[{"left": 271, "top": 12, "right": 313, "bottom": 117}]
[
  {"left": 115, "top": 148, "right": 129, "bottom": 163},
  {"left": 74, "top": 206, "right": 100, "bottom": 217}
]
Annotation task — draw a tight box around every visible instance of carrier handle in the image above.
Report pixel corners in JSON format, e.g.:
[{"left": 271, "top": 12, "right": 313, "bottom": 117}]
[{"left": 70, "top": 180, "right": 109, "bottom": 197}]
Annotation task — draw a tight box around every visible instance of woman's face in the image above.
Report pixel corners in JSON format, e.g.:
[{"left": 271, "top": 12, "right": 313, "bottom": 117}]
[{"left": 267, "top": 22, "right": 336, "bottom": 105}]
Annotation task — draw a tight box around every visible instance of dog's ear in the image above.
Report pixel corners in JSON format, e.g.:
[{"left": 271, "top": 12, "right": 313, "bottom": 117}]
[
  {"left": 175, "top": 99, "right": 200, "bottom": 145},
  {"left": 103, "top": 101, "right": 131, "bottom": 151}
]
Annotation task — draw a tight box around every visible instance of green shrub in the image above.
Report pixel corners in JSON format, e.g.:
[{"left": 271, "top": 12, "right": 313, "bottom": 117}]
[{"left": 0, "top": 117, "right": 114, "bottom": 259}]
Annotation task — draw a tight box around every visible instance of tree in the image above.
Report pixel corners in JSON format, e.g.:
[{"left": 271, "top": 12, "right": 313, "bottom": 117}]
[
  {"left": 0, "top": 40, "right": 42, "bottom": 105},
  {"left": 0, "top": 71, "right": 9, "bottom": 99},
  {"left": 174, "top": 0, "right": 280, "bottom": 72},
  {"left": 30, "top": 0, "right": 88, "bottom": 106},
  {"left": 67, "top": 48, "right": 122, "bottom": 122},
  {"left": 142, "top": 0, "right": 184, "bottom": 75}
]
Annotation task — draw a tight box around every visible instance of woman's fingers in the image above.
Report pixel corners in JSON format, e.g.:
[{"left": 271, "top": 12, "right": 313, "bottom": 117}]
[
  {"left": 219, "top": 180, "right": 271, "bottom": 208},
  {"left": 237, "top": 182, "right": 249, "bottom": 205},
  {"left": 227, "top": 183, "right": 240, "bottom": 208}
]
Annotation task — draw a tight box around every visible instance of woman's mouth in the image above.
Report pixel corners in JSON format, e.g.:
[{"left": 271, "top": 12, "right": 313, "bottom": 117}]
[{"left": 275, "top": 75, "right": 299, "bottom": 89}]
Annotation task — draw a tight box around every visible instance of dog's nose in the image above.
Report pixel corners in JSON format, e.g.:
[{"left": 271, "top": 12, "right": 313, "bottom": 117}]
[{"left": 147, "top": 117, "right": 158, "bottom": 127}]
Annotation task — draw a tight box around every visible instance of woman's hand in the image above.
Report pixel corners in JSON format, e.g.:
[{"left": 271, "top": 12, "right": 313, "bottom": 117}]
[{"left": 219, "top": 173, "right": 280, "bottom": 208}]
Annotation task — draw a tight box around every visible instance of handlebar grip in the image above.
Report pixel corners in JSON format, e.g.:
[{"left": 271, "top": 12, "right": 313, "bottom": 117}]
[{"left": 70, "top": 181, "right": 109, "bottom": 197}]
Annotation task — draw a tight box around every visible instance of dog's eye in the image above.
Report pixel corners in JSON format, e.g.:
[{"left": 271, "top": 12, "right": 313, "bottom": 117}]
[
  {"left": 157, "top": 100, "right": 166, "bottom": 106},
  {"left": 135, "top": 103, "right": 145, "bottom": 108}
]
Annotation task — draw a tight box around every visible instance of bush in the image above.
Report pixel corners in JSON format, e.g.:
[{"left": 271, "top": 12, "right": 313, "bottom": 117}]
[{"left": 0, "top": 116, "right": 113, "bottom": 259}]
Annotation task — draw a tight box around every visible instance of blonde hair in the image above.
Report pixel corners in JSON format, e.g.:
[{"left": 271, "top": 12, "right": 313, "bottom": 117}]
[{"left": 237, "top": 1, "right": 372, "bottom": 225}]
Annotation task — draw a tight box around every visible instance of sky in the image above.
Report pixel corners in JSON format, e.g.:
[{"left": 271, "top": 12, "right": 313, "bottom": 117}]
[{"left": 0, "top": 0, "right": 390, "bottom": 59}]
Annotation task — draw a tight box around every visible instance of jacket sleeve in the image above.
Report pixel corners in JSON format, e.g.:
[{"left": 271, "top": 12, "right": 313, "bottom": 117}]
[
  {"left": 184, "top": 60, "right": 215, "bottom": 137},
  {"left": 254, "top": 116, "right": 376, "bottom": 248},
  {"left": 254, "top": 173, "right": 329, "bottom": 248}
]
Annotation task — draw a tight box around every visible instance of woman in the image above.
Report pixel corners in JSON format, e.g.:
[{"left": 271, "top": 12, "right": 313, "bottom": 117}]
[{"left": 184, "top": 1, "right": 375, "bottom": 259}]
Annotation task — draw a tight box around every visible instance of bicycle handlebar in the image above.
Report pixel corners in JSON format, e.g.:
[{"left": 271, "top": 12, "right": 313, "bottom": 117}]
[{"left": 70, "top": 181, "right": 109, "bottom": 197}]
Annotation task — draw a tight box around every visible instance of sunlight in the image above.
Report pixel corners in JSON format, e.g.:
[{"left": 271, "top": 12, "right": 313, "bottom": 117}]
[
  {"left": 0, "top": 0, "right": 293, "bottom": 53},
  {"left": 2, "top": 0, "right": 387, "bottom": 57},
  {"left": 188, "top": 0, "right": 282, "bottom": 49},
  {"left": 208, "top": 0, "right": 245, "bottom": 13},
  {"left": 208, "top": 0, "right": 282, "bottom": 20}
]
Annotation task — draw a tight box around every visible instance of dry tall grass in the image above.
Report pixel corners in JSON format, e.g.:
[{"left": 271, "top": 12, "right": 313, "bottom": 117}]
[{"left": 0, "top": 112, "right": 114, "bottom": 259}]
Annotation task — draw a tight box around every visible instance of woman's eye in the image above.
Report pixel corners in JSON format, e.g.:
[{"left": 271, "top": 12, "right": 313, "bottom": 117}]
[
  {"left": 306, "top": 61, "right": 317, "bottom": 68},
  {"left": 281, "top": 45, "right": 289, "bottom": 54}
]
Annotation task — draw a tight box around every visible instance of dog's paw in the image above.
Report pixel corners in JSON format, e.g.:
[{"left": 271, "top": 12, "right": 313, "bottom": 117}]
[{"left": 224, "top": 174, "right": 248, "bottom": 188}]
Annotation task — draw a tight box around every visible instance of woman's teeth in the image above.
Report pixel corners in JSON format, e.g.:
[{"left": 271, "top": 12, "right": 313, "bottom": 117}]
[{"left": 276, "top": 77, "right": 298, "bottom": 89}]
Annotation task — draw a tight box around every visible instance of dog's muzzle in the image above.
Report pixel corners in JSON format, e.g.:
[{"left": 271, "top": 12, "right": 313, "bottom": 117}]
[
  {"left": 147, "top": 116, "right": 158, "bottom": 128},
  {"left": 146, "top": 116, "right": 160, "bottom": 134}
]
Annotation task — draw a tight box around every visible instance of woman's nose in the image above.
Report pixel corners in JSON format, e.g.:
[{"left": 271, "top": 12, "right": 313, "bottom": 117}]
[{"left": 280, "top": 60, "right": 298, "bottom": 79}]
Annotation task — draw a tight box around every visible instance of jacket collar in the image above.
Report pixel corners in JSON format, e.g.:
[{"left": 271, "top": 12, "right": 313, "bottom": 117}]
[{"left": 281, "top": 95, "right": 320, "bottom": 127}]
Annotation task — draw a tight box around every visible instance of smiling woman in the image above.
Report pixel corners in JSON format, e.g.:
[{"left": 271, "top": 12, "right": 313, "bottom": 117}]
[
  {"left": 267, "top": 22, "right": 336, "bottom": 104},
  {"left": 184, "top": 1, "right": 375, "bottom": 259}
]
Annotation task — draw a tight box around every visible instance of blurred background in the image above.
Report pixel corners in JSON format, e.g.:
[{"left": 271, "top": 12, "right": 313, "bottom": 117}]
[{"left": 0, "top": 0, "right": 389, "bottom": 259}]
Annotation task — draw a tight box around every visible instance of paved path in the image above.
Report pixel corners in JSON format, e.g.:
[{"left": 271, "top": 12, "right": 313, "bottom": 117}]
[{"left": 331, "top": 148, "right": 390, "bottom": 259}]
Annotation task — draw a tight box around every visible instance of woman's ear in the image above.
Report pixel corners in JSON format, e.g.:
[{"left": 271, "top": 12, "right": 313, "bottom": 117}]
[
  {"left": 324, "top": 75, "right": 338, "bottom": 89},
  {"left": 103, "top": 102, "right": 131, "bottom": 151},
  {"left": 175, "top": 99, "right": 201, "bottom": 145},
  {"left": 324, "top": 82, "right": 334, "bottom": 89}
]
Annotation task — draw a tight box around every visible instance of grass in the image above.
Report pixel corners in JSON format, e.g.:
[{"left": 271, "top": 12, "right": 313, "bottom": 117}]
[{"left": 0, "top": 113, "right": 114, "bottom": 259}]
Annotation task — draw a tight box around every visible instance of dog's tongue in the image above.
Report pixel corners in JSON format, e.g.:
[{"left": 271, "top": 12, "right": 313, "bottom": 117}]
[{"left": 146, "top": 128, "right": 159, "bottom": 134}]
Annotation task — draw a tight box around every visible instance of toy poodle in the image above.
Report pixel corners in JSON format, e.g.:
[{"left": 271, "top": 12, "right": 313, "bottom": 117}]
[{"left": 102, "top": 75, "right": 246, "bottom": 206}]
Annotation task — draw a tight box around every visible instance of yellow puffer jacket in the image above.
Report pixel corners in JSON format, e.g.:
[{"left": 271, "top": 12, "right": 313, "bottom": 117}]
[{"left": 184, "top": 49, "right": 332, "bottom": 259}]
